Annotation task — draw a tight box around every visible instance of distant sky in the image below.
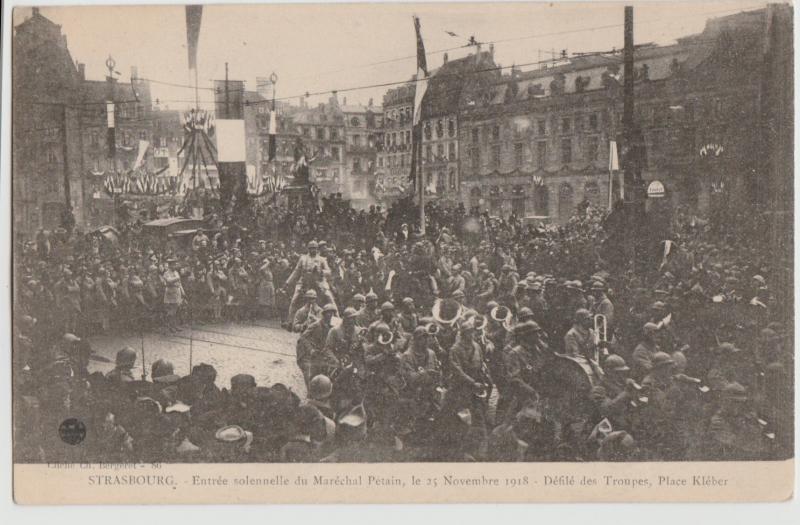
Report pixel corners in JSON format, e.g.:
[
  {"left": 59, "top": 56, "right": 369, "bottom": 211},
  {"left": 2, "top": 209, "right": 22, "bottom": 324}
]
[{"left": 14, "top": 1, "right": 772, "bottom": 110}]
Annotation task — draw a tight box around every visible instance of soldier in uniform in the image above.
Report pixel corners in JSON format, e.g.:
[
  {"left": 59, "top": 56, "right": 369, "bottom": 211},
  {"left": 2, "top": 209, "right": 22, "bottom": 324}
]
[
  {"left": 563, "top": 309, "right": 596, "bottom": 360},
  {"left": 162, "top": 258, "right": 184, "bottom": 333},
  {"left": 397, "top": 297, "right": 418, "bottom": 335},
  {"left": 283, "top": 240, "right": 336, "bottom": 323},
  {"left": 292, "top": 289, "right": 322, "bottom": 333},
  {"left": 323, "top": 307, "right": 364, "bottom": 369},
  {"left": 631, "top": 322, "right": 661, "bottom": 380},
  {"left": 502, "top": 321, "right": 549, "bottom": 420},
  {"left": 106, "top": 346, "right": 138, "bottom": 383},
  {"left": 355, "top": 290, "right": 380, "bottom": 328},
  {"left": 297, "top": 303, "right": 339, "bottom": 386},
  {"left": 706, "top": 382, "right": 768, "bottom": 460},
  {"left": 400, "top": 325, "right": 442, "bottom": 426}
]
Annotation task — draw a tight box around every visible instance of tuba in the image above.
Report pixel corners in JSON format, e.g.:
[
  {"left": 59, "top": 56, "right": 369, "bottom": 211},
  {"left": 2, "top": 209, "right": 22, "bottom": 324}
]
[
  {"left": 432, "top": 298, "right": 463, "bottom": 328},
  {"left": 489, "top": 305, "right": 513, "bottom": 331}
]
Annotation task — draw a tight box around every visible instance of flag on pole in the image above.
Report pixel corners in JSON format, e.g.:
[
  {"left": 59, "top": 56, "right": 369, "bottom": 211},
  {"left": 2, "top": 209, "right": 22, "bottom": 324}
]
[
  {"left": 608, "top": 140, "right": 620, "bottom": 209},
  {"left": 412, "top": 16, "right": 428, "bottom": 127},
  {"left": 133, "top": 140, "right": 149, "bottom": 170},
  {"left": 185, "top": 6, "right": 203, "bottom": 70},
  {"left": 106, "top": 102, "right": 116, "bottom": 157},
  {"left": 409, "top": 15, "right": 428, "bottom": 185},
  {"left": 268, "top": 110, "right": 277, "bottom": 161}
]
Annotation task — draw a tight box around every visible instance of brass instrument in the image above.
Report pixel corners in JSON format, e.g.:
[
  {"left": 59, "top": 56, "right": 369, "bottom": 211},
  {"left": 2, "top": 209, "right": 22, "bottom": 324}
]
[
  {"left": 426, "top": 323, "right": 440, "bottom": 335},
  {"left": 593, "top": 314, "right": 608, "bottom": 362}
]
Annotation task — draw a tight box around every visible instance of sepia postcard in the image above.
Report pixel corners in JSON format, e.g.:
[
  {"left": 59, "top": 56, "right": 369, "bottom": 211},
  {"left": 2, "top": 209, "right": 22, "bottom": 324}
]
[{"left": 7, "top": 0, "right": 795, "bottom": 504}]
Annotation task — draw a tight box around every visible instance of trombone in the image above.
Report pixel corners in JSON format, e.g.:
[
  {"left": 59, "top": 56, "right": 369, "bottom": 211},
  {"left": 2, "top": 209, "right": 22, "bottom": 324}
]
[{"left": 593, "top": 314, "right": 608, "bottom": 362}]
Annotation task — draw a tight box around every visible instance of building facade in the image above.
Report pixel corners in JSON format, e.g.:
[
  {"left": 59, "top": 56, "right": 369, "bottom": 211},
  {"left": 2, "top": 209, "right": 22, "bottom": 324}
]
[
  {"left": 375, "top": 83, "right": 415, "bottom": 203},
  {"left": 457, "top": 8, "right": 787, "bottom": 224},
  {"left": 12, "top": 8, "right": 85, "bottom": 237},
  {"left": 292, "top": 96, "right": 347, "bottom": 196},
  {"left": 341, "top": 98, "right": 382, "bottom": 206}
]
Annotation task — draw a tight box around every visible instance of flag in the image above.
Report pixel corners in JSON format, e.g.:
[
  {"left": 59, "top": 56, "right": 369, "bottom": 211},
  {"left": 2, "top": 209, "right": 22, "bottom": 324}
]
[
  {"left": 608, "top": 140, "right": 619, "bottom": 171},
  {"left": 412, "top": 16, "right": 428, "bottom": 127},
  {"left": 268, "top": 110, "right": 277, "bottom": 161},
  {"left": 134, "top": 140, "right": 149, "bottom": 170},
  {"left": 409, "top": 15, "right": 428, "bottom": 185},
  {"left": 106, "top": 102, "right": 115, "bottom": 157},
  {"left": 185, "top": 5, "right": 203, "bottom": 70}
]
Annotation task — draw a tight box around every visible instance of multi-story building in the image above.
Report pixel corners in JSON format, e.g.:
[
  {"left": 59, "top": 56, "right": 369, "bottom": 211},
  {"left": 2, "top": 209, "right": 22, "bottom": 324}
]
[
  {"left": 458, "top": 7, "right": 791, "bottom": 224},
  {"left": 375, "top": 83, "right": 415, "bottom": 204},
  {"left": 292, "top": 95, "right": 347, "bottom": 196},
  {"left": 78, "top": 66, "right": 155, "bottom": 226},
  {"left": 420, "top": 49, "right": 499, "bottom": 203},
  {"left": 341, "top": 97, "right": 382, "bottom": 206},
  {"left": 12, "top": 8, "right": 85, "bottom": 237}
]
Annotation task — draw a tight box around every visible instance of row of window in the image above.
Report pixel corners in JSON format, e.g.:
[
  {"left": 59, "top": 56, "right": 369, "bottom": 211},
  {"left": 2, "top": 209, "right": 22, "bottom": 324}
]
[
  {"left": 300, "top": 126, "right": 341, "bottom": 141},
  {"left": 469, "top": 136, "right": 602, "bottom": 170},
  {"left": 422, "top": 118, "right": 457, "bottom": 140},
  {"left": 471, "top": 113, "right": 602, "bottom": 144}
]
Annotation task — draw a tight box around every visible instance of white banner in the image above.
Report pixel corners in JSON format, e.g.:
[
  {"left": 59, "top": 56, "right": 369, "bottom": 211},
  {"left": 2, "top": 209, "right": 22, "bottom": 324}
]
[
  {"left": 216, "top": 119, "right": 246, "bottom": 162},
  {"left": 106, "top": 102, "right": 115, "bottom": 128},
  {"left": 134, "top": 140, "right": 149, "bottom": 169}
]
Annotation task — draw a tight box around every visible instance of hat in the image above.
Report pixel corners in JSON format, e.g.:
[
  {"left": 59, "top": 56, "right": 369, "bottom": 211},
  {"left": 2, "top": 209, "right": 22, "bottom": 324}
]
[
  {"left": 166, "top": 257, "right": 178, "bottom": 263},
  {"left": 304, "top": 289, "right": 318, "bottom": 299},
  {"left": 151, "top": 359, "right": 180, "bottom": 383},
  {"left": 514, "top": 320, "right": 541, "bottom": 336},
  {"left": 528, "top": 281, "right": 542, "bottom": 291},
  {"left": 307, "top": 241, "right": 319, "bottom": 249},
  {"left": 309, "top": 374, "right": 333, "bottom": 400},
  {"left": 231, "top": 373, "right": 257, "bottom": 391},
  {"left": 342, "top": 307, "right": 358, "bottom": 319},
  {"left": 643, "top": 322, "right": 660, "bottom": 334},
  {"left": 518, "top": 307, "right": 534, "bottom": 322},
  {"left": 591, "top": 281, "right": 606, "bottom": 291},
  {"left": 575, "top": 308, "right": 592, "bottom": 321},
  {"left": 402, "top": 297, "right": 415, "bottom": 306},
  {"left": 116, "top": 346, "right": 137, "bottom": 367},
  {"left": 452, "top": 290, "right": 465, "bottom": 299},
  {"left": 215, "top": 425, "right": 250, "bottom": 443},
  {"left": 604, "top": 354, "right": 630, "bottom": 372},
  {"left": 413, "top": 325, "right": 428, "bottom": 338},
  {"left": 651, "top": 352, "right": 674, "bottom": 368},
  {"left": 717, "top": 342, "right": 743, "bottom": 354},
  {"left": 62, "top": 333, "right": 81, "bottom": 343},
  {"left": 721, "top": 382, "right": 748, "bottom": 401},
  {"left": 322, "top": 303, "right": 337, "bottom": 314},
  {"left": 365, "top": 290, "right": 378, "bottom": 301},
  {"left": 752, "top": 274, "right": 766, "bottom": 285},
  {"left": 381, "top": 301, "right": 395, "bottom": 312},
  {"left": 352, "top": 293, "right": 365, "bottom": 303},
  {"left": 651, "top": 301, "right": 666, "bottom": 310}
]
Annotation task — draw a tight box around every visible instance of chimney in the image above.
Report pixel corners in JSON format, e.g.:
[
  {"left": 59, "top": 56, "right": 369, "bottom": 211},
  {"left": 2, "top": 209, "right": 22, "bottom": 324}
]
[
  {"left": 343, "top": 96, "right": 347, "bottom": 106},
  {"left": 131, "top": 66, "right": 138, "bottom": 80},
  {"left": 32, "top": 7, "right": 40, "bottom": 17},
  {"left": 368, "top": 98, "right": 373, "bottom": 107},
  {"left": 77, "top": 62, "right": 85, "bottom": 80},
  {"left": 443, "top": 52, "right": 449, "bottom": 65},
  {"left": 489, "top": 44, "right": 495, "bottom": 59}
]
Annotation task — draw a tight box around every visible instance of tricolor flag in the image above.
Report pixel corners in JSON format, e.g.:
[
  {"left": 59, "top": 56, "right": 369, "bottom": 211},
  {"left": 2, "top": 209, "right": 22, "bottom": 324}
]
[
  {"left": 409, "top": 15, "right": 428, "bottom": 185},
  {"left": 412, "top": 16, "right": 428, "bottom": 127},
  {"left": 185, "top": 6, "right": 203, "bottom": 70},
  {"left": 608, "top": 140, "right": 620, "bottom": 210},
  {"left": 106, "top": 101, "right": 115, "bottom": 158},
  {"left": 268, "top": 109, "right": 277, "bottom": 161}
]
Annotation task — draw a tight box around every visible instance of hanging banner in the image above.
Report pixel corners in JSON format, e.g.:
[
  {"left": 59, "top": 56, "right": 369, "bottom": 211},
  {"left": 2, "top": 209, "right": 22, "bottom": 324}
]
[
  {"left": 215, "top": 119, "right": 246, "bottom": 162},
  {"left": 134, "top": 140, "right": 149, "bottom": 170}
]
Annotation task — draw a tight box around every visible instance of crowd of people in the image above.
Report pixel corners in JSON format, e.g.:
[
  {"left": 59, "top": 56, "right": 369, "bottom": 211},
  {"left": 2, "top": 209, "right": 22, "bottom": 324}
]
[{"left": 14, "top": 192, "right": 793, "bottom": 463}]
